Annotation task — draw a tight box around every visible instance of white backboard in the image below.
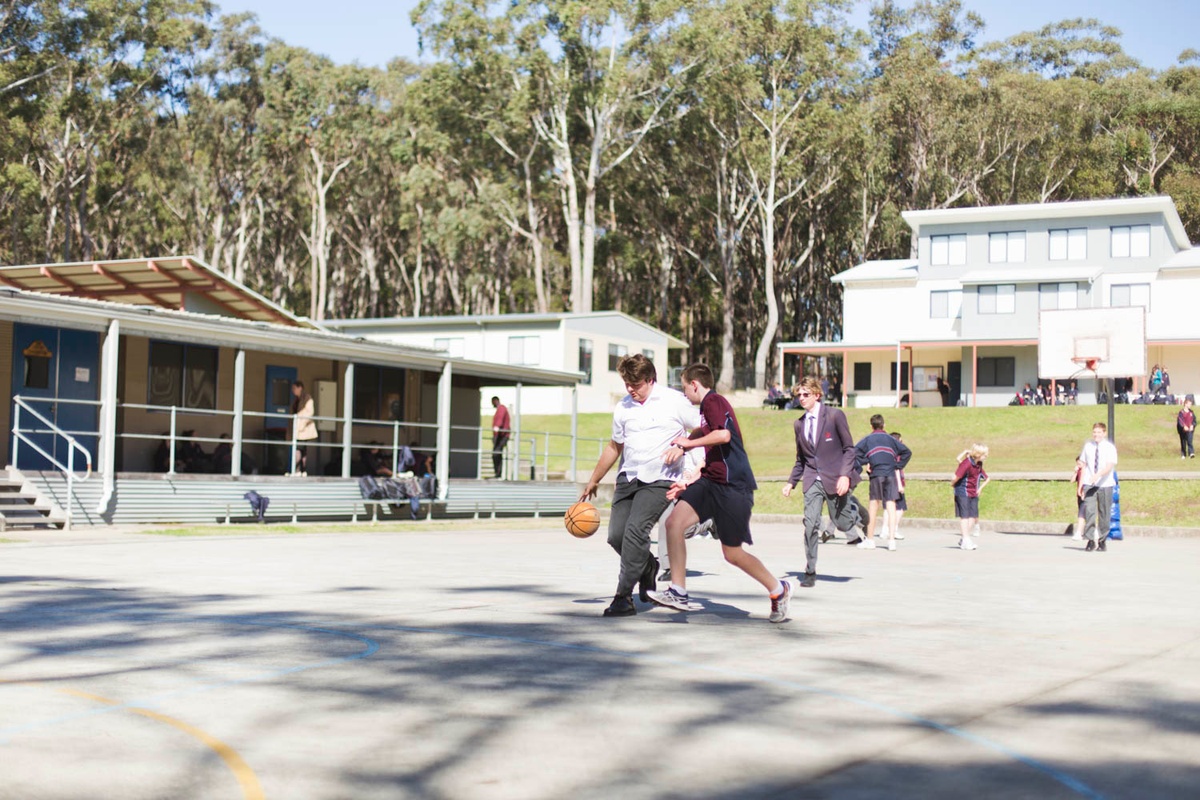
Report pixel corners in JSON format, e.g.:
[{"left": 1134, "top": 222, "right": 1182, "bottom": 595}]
[{"left": 1038, "top": 307, "right": 1146, "bottom": 379}]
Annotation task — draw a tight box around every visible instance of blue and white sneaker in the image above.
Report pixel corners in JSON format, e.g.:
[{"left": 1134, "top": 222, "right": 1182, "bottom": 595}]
[
  {"left": 648, "top": 586, "right": 691, "bottom": 610},
  {"left": 684, "top": 519, "right": 714, "bottom": 539}
]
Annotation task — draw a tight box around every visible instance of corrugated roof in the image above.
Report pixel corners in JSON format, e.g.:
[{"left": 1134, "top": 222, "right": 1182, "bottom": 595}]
[{"left": 0, "top": 256, "right": 310, "bottom": 328}]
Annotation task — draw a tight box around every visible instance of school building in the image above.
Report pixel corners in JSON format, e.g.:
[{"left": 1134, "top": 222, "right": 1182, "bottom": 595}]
[{"left": 780, "top": 196, "right": 1200, "bottom": 407}]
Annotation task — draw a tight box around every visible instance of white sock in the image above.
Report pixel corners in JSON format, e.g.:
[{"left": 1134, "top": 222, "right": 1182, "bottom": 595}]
[
  {"left": 670, "top": 583, "right": 688, "bottom": 596},
  {"left": 770, "top": 582, "right": 784, "bottom": 597}
]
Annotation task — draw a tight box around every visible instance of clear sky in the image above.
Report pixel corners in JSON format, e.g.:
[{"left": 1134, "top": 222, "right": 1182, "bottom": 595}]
[{"left": 213, "top": 0, "right": 1198, "bottom": 73}]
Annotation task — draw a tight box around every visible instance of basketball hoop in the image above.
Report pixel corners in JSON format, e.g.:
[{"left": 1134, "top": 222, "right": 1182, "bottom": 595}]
[{"left": 1071, "top": 356, "right": 1099, "bottom": 373}]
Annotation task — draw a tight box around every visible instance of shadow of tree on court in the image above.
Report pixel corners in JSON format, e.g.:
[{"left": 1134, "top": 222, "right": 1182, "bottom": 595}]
[{"left": 2, "top": 570, "right": 1198, "bottom": 800}]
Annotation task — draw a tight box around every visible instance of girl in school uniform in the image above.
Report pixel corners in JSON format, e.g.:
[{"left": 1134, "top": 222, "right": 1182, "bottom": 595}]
[{"left": 952, "top": 444, "right": 989, "bottom": 550}]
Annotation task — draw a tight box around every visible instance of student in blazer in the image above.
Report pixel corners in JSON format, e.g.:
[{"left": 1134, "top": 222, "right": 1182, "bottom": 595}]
[{"left": 783, "top": 376, "right": 866, "bottom": 587}]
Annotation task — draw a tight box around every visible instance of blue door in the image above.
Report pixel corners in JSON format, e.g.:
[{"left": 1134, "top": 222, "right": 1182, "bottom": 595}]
[
  {"left": 263, "top": 365, "right": 297, "bottom": 474},
  {"left": 10, "top": 324, "right": 100, "bottom": 471}
]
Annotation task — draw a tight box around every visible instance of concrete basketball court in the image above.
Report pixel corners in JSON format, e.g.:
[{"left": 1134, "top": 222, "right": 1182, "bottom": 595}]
[{"left": 1, "top": 521, "right": 1197, "bottom": 800}]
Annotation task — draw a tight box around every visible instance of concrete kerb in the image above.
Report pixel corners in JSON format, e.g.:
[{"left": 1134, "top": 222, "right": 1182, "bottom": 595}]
[{"left": 750, "top": 514, "right": 1200, "bottom": 538}]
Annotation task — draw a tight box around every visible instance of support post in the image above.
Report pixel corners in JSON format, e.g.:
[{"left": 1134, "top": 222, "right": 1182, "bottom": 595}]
[
  {"left": 512, "top": 382, "right": 523, "bottom": 481},
  {"left": 341, "top": 362, "right": 355, "bottom": 478},
  {"left": 97, "top": 319, "right": 119, "bottom": 513},
  {"left": 436, "top": 361, "right": 451, "bottom": 499},
  {"left": 231, "top": 349, "right": 245, "bottom": 476}
]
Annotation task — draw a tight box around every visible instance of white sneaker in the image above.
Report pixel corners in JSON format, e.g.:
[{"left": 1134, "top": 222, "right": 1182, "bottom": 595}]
[
  {"left": 972, "top": 524, "right": 981, "bottom": 537},
  {"left": 887, "top": 537, "right": 897, "bottom": 551},
  {"left": 684, "top": 518, "right": 714, "bottom": 539},
  {"left": 893, "top": 532, "right": 905, "bottom": 540},
  {"left": 1071, "top": 531, "right": 1083, "bottom": 541},
  {"left": 857, "top": 538, "right": 877, "bottom": 550},
  {"left": 960, "top": 537, "right": 977, "bottom": 550}
]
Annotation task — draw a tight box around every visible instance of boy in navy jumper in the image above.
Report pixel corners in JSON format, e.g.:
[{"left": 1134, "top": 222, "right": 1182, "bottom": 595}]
[{"left": 854, "top": 414, "right": 912, "bottom": 550}]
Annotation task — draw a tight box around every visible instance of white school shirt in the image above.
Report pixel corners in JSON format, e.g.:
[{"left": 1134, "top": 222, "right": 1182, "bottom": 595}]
[
  {"left": 612, "top": 383, "right": 701, "bottom": 483},
  {"left": 1079, "top": 438, "right": 1118, "bottom": 488}
]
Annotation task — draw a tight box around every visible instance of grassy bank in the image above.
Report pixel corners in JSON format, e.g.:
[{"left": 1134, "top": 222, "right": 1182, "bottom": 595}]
[
  {"left": 515, "top": 404, "right": 1196, "bottom": 476},
  {"left": 508, "top": 403, "right": 1198, "bottom": 527}
]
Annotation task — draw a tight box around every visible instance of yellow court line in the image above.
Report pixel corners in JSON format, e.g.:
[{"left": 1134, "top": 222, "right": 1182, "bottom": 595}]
[{"left": 39, "top": 685, "right": 265, "bottom": 800}]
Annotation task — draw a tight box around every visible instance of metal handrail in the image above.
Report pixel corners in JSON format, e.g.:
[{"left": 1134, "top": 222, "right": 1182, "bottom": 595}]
[{"left": 11, "top": 396, "right": 93, "bottom": 531}]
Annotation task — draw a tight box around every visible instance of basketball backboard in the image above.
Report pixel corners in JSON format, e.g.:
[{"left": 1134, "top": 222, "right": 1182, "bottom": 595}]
[{"left": 1038, "top": 307, "right": 1146, "bottom": 380}]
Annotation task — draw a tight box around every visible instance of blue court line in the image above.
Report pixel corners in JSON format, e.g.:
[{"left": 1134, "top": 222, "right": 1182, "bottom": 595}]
[
  {"left": 379, "top": 623, "right": 1106, "bottom": 800},
  {"left": 0, "top": 617, "right": 379, "bottom": 742}
]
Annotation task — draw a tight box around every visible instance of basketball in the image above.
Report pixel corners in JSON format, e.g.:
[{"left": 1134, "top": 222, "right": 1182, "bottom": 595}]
[{"left": 565, "top": 501, "right": 601, "bottom": 538}]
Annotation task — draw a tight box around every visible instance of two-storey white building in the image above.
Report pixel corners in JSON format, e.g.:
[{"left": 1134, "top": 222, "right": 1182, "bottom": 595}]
[{"left": 781, "top": 196, "right": 1199, "bottom": 407}]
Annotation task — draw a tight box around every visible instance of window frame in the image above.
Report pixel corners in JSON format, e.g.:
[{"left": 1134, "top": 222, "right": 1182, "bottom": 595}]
[
  {"left": 977, "top": 356, "right": 1016, "bottom": 387},
  {"left": 988, "top": 231, "right": 1026, "bottom": 264},
  {"left": 147, "top": 340, "right": 219, "bottom": 411},
  {"left": 607, "top": 343, "right": 628, "bottom": 372},
  {"left": 507, "top": 335, "right": 541, "bottom": 367},
  {"left": 930, "top": 233, "right": 967, "bottom": 266},
  {"left": 1049, "top": 228, "right": 1087, "bottom": 261},
  {"left": 978, "top": 284, "right": 1016, "bottom": 315}
]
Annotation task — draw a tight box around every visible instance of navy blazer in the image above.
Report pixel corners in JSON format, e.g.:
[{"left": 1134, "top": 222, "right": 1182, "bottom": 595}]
[{"left": 787, "top": 405, "right": 860, "bottom": 493}]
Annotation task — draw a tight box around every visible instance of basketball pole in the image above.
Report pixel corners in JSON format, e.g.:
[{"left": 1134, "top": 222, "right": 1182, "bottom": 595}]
[{"left": 1106, "top": 377, "right": 1116, "bottom": 445}]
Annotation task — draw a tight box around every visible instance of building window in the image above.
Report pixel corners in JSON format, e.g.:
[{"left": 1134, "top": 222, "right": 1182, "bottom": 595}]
[
  {"left": 930, "top": 234, "right": 967, "bottom": 266},
  {"left": 1111, "top": 225, "right": 1150, "bottom": 258},
  {"left": 978, "top": 284, "right": 1016, "bottom": 314},
  {"left": 930, "top": 289, "right": 962, "bottom": 319},
  {"left": 353, "top": 365, "right": 406, "bottom": 421},
  {"left": 1049, "top": 228, "right": 1087, "bottom": 261},
  {"left": 433, "top": 337, "right": 465, "bottom": 357},
  {"left": 507, "top": 335, "right": 541, "bottom": 366},
  {"left": 578, "top": 339, "right": 593, "bottom": 385},
  {"left": 1039, "top": 282, "right": 1078, "bottom": 310},
  {"left": 148, "top": 341, "right": 217, "bottom": 410},
  {"left": 977, "top": 357, "right": 1016, "bottom": 387},
  {"left": 1110, "top": 283, "right": 1150, "bottom": 310},
  {"left": 988, "top": 231, "right": 1026, "bottom": 263},
  {"left": 889, "top": 362, "right": 909, "bottom": 391},
  {"left": 853, "top": 362, "right": 871, "bottom": 391},
  {"left": 608, "top": 343, "right": 628, "bottom": 371}
]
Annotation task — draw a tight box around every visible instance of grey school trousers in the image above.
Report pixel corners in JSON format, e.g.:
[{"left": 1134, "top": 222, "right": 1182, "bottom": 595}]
[
  {"left": 1082, "top": 485, "right": 1113, "bottom": 543},
  {"left": 802, "top": 482, "right": 865, "bottom": 575},
  {"left": 607, "top": 475, "right": 672, "bottom": 596}
]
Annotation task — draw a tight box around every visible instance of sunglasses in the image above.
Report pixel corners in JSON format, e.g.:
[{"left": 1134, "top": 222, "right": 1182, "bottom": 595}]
[{"left": 796, "top": 392, "right": 813, "bottom": 398}]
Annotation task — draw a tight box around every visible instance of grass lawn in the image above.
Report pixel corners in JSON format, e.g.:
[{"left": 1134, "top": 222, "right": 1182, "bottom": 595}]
[{"left": 504, "top": 403, "right": 1200, "bottom": 527}]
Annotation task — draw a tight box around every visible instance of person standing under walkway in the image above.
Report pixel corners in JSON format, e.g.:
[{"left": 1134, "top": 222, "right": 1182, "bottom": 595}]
[
  {"left": 490, "top": 396, "right": 511, "bottom": 479},
  {"left": 782, "top": 376, "right": 866, "bottom": 588},
  {"left": 1079, "top": 422, "right": 1118, "bottom": 552},
  {"left": 291, "top": 381, "right": 318, "bottom": 476},
  {"left": 1177, "top": 398, "right": 1195, "bottom": 459},
  {"left": 581, "top": 354, "right": 699, "bottom": 617}
]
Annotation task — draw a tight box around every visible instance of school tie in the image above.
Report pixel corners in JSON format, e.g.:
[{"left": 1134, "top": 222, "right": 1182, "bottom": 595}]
[
  {"left": 807, "top": 415, "right": 816, "bottom": 446},
  {"left": 1093, "top": 444, "right": 1099, "bottom": 473}
]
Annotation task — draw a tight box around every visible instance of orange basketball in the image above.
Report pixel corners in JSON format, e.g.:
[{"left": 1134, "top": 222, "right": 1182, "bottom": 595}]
[{"left": 565, "top": 501, "right": 602, "bottom": 538}]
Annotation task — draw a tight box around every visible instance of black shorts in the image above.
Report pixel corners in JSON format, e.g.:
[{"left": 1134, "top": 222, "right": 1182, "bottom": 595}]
[
  {"left": 954, "top": 495, "right": 979, "bottom": 519},
  {"left": 678, "top": 477, "right": 753, "bottom": 547},
  {"left": 868, "top": 474, "right": 899, "bottom": 502},
  {"left": 895, "top": 493, "right": 907, "bottom": 511}
]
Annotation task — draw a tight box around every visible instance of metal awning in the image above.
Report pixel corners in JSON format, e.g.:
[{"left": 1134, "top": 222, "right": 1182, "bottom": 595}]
[{"left": 0, "top": 256, "right": 308, "bottom": 328}]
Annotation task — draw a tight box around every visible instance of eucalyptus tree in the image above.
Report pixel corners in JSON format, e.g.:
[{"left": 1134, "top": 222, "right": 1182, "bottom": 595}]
[
  {"left": 3, "top": 0, "right": 211, "bottom": 262},
  {"left": 715, "top": 0, "right": 860, "bottom": 388},
  {"left": 416, "top": 0, "right": 696, "bottom": 313},
  {"left": 259, "top": 44, "right": 375, "bottom": 320}
]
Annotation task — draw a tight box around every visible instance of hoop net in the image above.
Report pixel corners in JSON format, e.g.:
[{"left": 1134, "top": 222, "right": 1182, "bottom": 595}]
[{"left": 1071, "top": 356, "right": 1099, "bottom": 373}]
